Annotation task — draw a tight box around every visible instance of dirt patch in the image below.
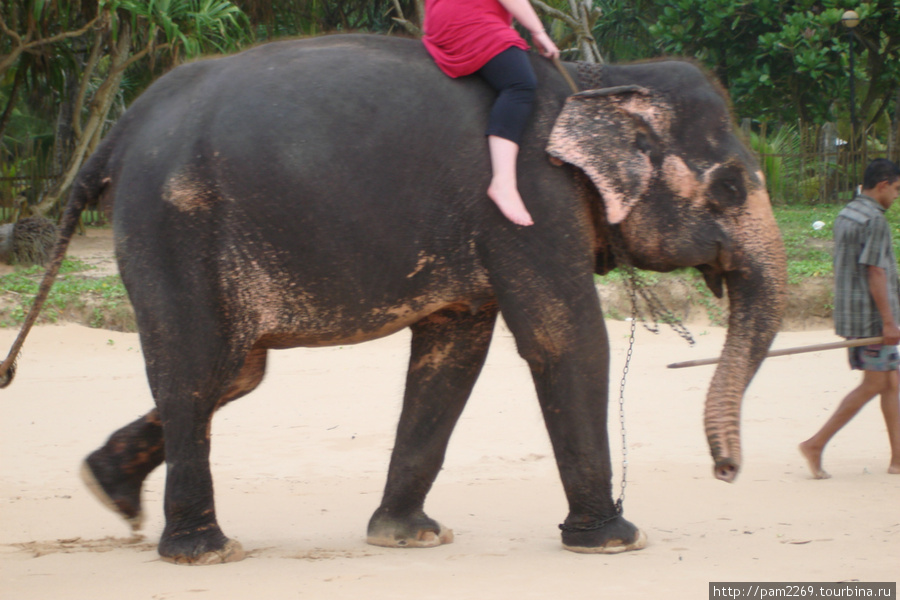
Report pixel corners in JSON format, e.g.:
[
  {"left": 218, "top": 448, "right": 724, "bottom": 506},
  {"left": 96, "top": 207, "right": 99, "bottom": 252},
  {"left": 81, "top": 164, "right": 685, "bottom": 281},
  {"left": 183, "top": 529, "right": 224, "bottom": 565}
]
[
  {"left": 9, "top": 535, "right": 155, "bottom": 558},
  {"left": 598, "top": 276, "right": 833, "bottom": 332},
  {"left": 2, "top": 228, "right": 835, "bottom": 332},
  {"left": 781, "top": 277, "right": 833, "bottom": 330},
  {"left": 66, "top": 227, "right": 119, "bottom": 277},
  {"left": 3, "top": 320, "right": 896, "bottom": 597},
  {"left": 0, "top": 227, "right": 117, "bottom": 278}
]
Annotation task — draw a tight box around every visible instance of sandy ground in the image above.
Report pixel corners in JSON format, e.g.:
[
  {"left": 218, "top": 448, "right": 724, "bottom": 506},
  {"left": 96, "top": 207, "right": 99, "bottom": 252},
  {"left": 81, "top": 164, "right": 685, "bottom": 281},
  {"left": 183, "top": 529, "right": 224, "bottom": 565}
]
[{"left": 1, "top": 232, "right": 898, "bottom": 598}]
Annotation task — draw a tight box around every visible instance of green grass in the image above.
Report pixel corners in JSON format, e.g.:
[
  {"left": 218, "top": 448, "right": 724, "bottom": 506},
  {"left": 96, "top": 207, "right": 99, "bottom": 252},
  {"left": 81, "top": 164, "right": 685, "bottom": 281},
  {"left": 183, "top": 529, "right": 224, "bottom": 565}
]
[
  {"left": 775, "top": 205, "right": 838, "bottom": 283},
  {"left": 0, "top": 259, "right": 131, "bottom": 330},
  {"left": 774, "top": 204, "right": 900, "bottom": 284}
]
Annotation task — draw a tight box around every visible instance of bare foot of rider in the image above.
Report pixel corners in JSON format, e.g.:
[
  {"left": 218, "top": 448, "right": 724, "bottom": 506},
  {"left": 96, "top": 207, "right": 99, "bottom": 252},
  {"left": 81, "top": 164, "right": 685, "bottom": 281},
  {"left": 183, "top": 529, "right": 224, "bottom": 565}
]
[
  {"left": 798, "top": 440, "right": 831, "bottom": 479},
  {"left": 488, "top": 180, "right": 533, "bottom": 226},
  {"left": 487, "top": 135, "right": 533, "bottom": 227}
]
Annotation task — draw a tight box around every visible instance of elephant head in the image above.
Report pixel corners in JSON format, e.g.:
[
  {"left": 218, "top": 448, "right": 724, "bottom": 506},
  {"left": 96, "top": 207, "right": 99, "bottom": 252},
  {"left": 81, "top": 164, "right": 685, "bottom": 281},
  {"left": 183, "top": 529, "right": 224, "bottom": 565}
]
[{"left": 547, "top": 63, "right": 787, "bottom": 482}]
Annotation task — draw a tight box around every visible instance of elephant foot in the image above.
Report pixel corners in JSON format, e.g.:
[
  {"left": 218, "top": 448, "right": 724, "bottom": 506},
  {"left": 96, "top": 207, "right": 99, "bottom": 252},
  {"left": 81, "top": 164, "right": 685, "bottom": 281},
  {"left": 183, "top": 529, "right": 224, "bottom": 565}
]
[
  {"left": 366, "top": 509, "right": 454, "bottom": 548},
  {"left": 80, "top": 415, "right": 164, "bottom": 530},
  {"left": 80, "top": 457, "right": 144, "bottom": 531},
  {"left": 158, "top": 528, "right": 245, "bottom": 565},
  {"left": 559, "top": 514, "right": 647, "bottom": 554}
]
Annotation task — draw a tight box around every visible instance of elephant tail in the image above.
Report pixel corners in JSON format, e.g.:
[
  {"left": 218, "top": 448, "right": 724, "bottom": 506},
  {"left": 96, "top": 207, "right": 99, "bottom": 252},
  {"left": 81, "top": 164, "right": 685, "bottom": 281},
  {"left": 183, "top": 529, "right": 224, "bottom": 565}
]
[{"left": 0, "top": 143, "right": 113, "bottom": 389}]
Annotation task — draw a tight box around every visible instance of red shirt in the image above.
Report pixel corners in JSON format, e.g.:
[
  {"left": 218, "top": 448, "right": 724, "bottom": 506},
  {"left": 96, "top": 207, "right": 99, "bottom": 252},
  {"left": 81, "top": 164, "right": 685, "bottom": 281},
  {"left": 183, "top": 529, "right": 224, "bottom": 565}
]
[{"left": 423, "top": 0, "right": 530, "bottom": 78}]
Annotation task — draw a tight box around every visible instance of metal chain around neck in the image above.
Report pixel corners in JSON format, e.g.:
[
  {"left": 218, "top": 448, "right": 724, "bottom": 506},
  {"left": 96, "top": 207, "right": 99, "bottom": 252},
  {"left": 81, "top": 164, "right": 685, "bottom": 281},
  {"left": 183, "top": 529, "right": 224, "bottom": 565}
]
[
  {"left": 608, "top": 232, "right": 697, "bottom": 514},
  {"left": 619, "top": 263, "right": 696, "bottom": 346}
]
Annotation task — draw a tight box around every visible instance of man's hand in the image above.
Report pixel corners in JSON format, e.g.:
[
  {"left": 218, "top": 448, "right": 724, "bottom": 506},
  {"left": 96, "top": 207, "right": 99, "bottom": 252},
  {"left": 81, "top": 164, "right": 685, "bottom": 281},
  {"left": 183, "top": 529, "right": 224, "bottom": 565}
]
[
  {"left": 882, "top": 322, "right": 900, "bottom": 346},
  {"left": 867, "top": 265, "right": 900, "bottom": 344}
]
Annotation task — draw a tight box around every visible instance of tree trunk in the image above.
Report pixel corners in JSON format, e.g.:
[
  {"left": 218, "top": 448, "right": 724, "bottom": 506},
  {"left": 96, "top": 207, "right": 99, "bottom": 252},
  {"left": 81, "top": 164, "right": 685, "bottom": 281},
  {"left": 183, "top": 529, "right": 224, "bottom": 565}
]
[
  {"left": 49, "top": 72, "right": 79, "bottom": 192},
  {"left": 391, "top": 0, "right": 423, "bottom": 36},
  {"left": 32, "top": 24, "right": 132, "bottom": 216},
  {"left": 0, "top": 224, "right": 14, "bottom": 263},
  {"left": 893, "top": 89, "right": 900, "bottom": 163},
  {"left": 531, "top": 0, "right": 603, "bottom": 63},
  {"left": 0, "top": 66, "right": 24, "bottom": 146}
]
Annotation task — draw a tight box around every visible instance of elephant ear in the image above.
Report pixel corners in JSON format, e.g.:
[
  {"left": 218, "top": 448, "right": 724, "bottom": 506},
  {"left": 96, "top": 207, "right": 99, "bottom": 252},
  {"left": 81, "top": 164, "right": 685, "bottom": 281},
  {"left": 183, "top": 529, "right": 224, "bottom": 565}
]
[{"left": 547, "top": 85, "right": 665, "bottom": 225}]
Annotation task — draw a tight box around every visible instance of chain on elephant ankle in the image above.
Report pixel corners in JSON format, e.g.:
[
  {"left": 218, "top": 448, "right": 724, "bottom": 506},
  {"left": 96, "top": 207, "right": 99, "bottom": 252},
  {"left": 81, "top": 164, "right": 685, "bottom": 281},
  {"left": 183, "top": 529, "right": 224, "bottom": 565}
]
[{"left": 557, "top": 502, "right": 624, "bottom": 533}]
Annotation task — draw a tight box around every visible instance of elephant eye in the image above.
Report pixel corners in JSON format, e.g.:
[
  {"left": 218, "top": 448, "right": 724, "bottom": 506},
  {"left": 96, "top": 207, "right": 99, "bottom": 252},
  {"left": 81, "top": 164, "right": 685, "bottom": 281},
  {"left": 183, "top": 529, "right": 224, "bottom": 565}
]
[
  {"left": 635, "top": 131, "right": 652, "bottom": 155},
  {"left": 708, "top": 166, "right": 746, "bottom": 211}
]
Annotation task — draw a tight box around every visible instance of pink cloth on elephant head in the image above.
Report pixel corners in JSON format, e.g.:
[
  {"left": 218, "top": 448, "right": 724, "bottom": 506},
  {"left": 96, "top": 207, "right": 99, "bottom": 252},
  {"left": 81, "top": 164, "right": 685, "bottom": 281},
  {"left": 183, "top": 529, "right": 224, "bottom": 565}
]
[{"left": 423, "top": 0, "right": 530, "bottom": 78}]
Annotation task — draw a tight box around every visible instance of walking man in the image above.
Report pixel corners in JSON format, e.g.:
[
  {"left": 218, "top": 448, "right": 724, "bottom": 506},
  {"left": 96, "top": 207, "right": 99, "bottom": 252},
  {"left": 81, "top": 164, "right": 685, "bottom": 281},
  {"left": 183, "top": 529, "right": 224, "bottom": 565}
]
[{"left": 800, "top": 158, "right": 900, "bottom": 478}]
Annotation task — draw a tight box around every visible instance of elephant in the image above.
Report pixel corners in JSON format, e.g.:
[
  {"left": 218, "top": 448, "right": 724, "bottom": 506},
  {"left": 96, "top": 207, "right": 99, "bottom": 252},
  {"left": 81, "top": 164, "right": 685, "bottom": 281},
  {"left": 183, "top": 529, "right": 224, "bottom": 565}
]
[{"left": 0, "top": 34, "right": 786, "bottom": 565}]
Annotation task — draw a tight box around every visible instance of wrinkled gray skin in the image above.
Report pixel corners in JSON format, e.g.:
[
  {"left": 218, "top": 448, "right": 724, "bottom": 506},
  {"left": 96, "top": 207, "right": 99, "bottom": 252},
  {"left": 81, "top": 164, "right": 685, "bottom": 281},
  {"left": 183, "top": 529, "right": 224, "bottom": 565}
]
[{"left": 0, "top": 35, "right": 786, "bottom": 564}]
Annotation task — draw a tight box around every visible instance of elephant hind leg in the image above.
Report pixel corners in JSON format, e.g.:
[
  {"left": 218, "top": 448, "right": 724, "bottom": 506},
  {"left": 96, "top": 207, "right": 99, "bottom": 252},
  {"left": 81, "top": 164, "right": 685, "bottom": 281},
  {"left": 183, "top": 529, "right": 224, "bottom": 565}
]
[
  {"left": 81, "top": 347, "right": 269, "bottom": 535},
  {"left": 82, "top": 410, "right": 164, "bottom": 531},
  {"left": 155, "top": 344, "right": 269, "bottom": 565},
  {"left": 211, "top": 345, "right": 270, "bottom": 407}
]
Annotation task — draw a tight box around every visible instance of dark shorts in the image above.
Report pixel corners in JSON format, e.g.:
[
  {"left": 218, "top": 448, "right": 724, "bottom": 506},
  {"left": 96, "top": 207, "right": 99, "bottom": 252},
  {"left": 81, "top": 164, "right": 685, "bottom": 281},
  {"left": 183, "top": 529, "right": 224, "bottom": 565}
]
[
  {"left": 847, "top": 341, "right": 900, "bottom": 371},
  {"left": 477, "top": 46, "right": 537, "bottom": 144}
]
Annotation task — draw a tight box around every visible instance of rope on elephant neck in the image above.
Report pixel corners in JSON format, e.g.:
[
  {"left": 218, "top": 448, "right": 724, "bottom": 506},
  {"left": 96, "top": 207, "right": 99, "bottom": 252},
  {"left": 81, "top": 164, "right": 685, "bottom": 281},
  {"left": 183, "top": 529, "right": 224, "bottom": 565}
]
[{"left": 575, "top": 61, "right": 605, "bottom": 91}]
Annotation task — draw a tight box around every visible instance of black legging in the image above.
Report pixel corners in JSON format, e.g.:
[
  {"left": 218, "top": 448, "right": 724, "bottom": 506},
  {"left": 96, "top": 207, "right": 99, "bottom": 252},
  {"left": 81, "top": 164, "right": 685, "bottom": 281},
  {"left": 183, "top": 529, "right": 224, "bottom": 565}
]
[{"left": 477, "top": 46, "right": 537, "bottom": 145}]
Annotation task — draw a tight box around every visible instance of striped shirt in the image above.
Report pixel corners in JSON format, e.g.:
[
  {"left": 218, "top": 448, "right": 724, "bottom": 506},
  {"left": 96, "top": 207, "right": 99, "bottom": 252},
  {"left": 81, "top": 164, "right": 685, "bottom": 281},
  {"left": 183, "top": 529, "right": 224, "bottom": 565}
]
[{"left": 833, "top": 194, "right": 900, "bottom": 337}]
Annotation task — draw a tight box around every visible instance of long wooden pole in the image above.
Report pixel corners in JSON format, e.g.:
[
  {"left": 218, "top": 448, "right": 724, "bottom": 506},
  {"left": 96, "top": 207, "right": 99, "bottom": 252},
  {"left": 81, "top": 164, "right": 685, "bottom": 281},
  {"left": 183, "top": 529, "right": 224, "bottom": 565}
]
[{"left": 666, "top": 337, "right": 884, "bottom": 369}]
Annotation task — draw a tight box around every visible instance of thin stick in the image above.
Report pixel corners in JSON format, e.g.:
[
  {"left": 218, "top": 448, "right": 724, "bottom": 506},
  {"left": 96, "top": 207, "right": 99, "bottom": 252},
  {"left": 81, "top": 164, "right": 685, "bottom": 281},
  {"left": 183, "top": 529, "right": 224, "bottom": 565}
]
[
  {"left": 552, "top": 56, "right": 579, "bottom": 95},
  {"left": 666, "top": 336, "right": 885, "bottom": 369}
]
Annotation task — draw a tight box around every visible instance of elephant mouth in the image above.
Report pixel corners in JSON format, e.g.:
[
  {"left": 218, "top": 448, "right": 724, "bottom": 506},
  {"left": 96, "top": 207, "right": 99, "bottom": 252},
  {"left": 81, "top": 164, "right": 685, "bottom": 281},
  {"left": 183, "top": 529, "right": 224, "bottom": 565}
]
[{"left": 696, "top": 264, "right": 725, "bottom": 298}]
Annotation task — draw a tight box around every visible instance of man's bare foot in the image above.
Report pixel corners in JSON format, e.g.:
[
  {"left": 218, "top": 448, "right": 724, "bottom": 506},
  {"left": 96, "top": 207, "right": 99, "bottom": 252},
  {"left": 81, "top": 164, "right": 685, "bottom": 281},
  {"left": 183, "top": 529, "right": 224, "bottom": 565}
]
[
  {"left": 488, "top": 182, "right": 534, "bottom": 226},
  {"left": 889, "top": 463, "right": 900, "bottom": 474},
  {"left": 799, "top": 441, "right": 831, "bottom": 479}
]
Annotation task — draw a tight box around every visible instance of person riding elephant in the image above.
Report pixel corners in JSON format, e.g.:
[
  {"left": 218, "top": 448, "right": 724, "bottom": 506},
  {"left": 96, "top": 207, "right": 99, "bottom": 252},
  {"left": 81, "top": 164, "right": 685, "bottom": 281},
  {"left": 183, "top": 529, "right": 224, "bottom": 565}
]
[{"left": 422, "top": 0, "right": 560, "bottom": 226}]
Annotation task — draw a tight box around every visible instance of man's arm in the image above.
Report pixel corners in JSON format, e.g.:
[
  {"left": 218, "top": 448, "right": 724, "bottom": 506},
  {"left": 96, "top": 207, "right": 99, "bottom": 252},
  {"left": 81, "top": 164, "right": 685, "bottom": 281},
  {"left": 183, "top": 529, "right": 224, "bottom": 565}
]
[{"left": 867, "top": 265, "right": 900, "bottom": 344}]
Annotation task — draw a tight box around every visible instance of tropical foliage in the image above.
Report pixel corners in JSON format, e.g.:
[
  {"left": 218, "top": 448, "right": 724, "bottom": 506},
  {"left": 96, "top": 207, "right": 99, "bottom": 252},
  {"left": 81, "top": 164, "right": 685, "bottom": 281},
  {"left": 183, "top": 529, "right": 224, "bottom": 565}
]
[
  {"left": 2, "top": 0, "right": 898, "bottom": 217},
  {"left": 647, "top": 0, "right": 900, "bottom": 130},
  {"left": 1, "top": 0, "right": 252, "bottom": 217}
]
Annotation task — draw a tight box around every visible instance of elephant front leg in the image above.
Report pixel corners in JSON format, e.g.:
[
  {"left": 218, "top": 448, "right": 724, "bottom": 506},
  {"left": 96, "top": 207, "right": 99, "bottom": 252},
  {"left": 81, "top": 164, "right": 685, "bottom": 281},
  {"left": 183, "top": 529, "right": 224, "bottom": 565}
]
[
  {"left": 505, "top": 295, "right": 646, "bottom": 554},
  {"left": 367, "top": 303, "right": 498, "bottom": 548},
  {"left": 533, "top": 353, "right": 647, "bottom": 553}
]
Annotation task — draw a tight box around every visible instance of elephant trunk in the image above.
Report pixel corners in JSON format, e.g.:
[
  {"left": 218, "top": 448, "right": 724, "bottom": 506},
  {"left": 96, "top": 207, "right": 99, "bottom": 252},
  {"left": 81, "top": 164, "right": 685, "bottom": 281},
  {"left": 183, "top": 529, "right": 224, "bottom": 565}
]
[{"left": 704, "top": 215, "right": 787, "bottom": 482}]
